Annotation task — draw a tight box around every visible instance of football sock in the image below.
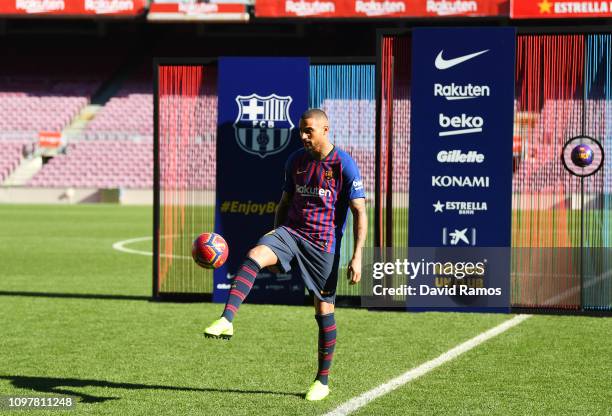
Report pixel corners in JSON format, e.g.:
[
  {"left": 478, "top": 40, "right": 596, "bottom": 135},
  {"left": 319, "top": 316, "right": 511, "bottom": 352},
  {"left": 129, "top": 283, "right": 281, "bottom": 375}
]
[
  {"left": 221, "top": 257, "right": 261, "bottom": 322},
  {"left": 315, "top": 313, "right": 336, "bottom": 385}
]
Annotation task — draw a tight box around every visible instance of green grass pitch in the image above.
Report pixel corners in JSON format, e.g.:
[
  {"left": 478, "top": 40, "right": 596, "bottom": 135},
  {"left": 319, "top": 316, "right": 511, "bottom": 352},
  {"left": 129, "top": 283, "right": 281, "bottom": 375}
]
[{"left": 0, "top": 204, "right": 610, "bottom": 415}]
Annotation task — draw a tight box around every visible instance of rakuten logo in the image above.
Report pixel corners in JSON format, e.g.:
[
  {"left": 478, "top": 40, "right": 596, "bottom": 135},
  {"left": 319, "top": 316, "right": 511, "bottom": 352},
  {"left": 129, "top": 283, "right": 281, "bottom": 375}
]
[
  {"left": 438, "top": 113, "right": 483, "bottom": 137},
  {"left": 355, "top": 0, "right": 405, "bottom": 16},
  {"left": 286, "top": 0, "right": 335, "bottom": 15},
  {"left": 179, "top": 2, "right": 218, "bottom": 13},
  {"left": 296, "top": 184, "right": 332, "bottom": 198},
  {"left": 431, "top": 176, "right": 490, "bottom": 188},
  {"left": 426, "top": 0, "right": 477, "bottom": 15},
  {"left": 437, "top": 150, "right": 485, "bottom": 163},
  {"left": 16, "top": 0, "right": 65, "bottom": 13},
  {"left": 434, "top": 83, "right": 490, "bottom": 101},
  {"left": 85, "top": 0, "right": 133, "bottom": 13}
]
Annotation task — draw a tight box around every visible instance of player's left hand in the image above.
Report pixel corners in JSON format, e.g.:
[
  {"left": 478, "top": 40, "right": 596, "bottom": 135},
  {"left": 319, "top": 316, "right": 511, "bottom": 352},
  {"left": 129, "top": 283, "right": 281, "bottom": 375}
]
[{"left": 347, "top": 257, "right": 361, "bottom": 285}]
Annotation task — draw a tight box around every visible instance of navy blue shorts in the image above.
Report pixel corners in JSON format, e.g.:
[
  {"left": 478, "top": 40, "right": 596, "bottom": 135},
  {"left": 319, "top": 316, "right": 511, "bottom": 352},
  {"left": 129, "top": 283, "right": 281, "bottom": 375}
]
[{"left": 257, "top": 226, "right": 340, "bottom": 303}]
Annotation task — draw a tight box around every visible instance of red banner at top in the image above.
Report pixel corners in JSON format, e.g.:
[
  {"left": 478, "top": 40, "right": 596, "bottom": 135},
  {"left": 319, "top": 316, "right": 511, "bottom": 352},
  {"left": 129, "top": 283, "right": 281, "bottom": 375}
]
[
  {"left": 255, "top": 0, "right": 508, "bottom": 17},
  {"left": 0, "top": 0, "right": 146, "bottom": 16},
  {"left": 511, "top": 0, "right": 612, "bottom": 17}
]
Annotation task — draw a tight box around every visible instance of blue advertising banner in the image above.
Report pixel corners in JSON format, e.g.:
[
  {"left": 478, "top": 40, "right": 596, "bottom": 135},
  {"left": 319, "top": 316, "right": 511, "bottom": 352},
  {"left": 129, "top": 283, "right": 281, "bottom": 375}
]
[
  {"left": 214, "top": 57, "right": 309, "bottom": 304},
  {"left": 407, "top": 28, "right": 516, "bottom": 311}
]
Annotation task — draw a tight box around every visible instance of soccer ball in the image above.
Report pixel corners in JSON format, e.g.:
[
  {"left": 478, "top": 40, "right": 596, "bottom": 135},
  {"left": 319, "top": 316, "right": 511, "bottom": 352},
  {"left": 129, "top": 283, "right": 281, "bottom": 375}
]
[
  {"left": 571, "top": 144, "right": 594, "bottom": 167},
  {"left": 192, "top": 232, "right": 229, "bottom": 269}
]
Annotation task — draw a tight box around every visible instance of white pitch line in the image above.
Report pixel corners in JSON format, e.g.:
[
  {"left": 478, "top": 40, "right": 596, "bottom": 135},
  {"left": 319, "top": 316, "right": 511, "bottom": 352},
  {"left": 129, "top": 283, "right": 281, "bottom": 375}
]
[
  {"left": 324, "top": 314, "right": 531, "bottom": 416},
  {"left": 112, "top": 236, "right": 191, "bottom": 260}
]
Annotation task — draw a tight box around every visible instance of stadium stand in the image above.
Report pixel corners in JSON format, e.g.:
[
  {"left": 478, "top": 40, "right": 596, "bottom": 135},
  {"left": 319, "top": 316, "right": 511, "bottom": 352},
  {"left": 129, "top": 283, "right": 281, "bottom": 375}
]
[
  {"left": 320, "top": 98, "right": 376, "bottom": 194},
  {"left": 28, "top": 76, "right": 218, "bottom": 190},
  {"left": 84, "top": 66, "right": 153, "bottom": 141},
  {"left": 0, "top": 58, "right": 117, "bottom": 141},
  {"left": 0, "top": 94, "right": 87, "bottom": 137},
  {"left": 0, "top": 141, "right": 28, "bottom": 183},
  {"left": 0, "top": 56, "right": 120, "bottom": 184},
  {"left": 28, "top": 140, "right": 152, "bottom": 189},
  {"left": 392, "top": 99, "right": 410, "bottom": 193},
  {"left": 513, "top": 99, "right": 587, "bottom": 192}
]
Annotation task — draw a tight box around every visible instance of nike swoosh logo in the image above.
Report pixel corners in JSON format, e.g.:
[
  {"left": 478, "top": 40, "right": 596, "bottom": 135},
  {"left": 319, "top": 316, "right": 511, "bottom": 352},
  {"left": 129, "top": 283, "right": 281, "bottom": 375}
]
[
  {"left": 296, "top": 169, "right": 308, "bottom": 174},
  {"left": 434, "top": 49, "right": 490, "bottom": 70}
]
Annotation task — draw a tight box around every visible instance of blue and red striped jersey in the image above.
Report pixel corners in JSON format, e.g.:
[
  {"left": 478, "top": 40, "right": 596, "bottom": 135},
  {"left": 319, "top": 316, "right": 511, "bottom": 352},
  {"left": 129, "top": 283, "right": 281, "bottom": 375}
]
[{"left": 281, "top": 146, "right": 365, "bottom": 253}]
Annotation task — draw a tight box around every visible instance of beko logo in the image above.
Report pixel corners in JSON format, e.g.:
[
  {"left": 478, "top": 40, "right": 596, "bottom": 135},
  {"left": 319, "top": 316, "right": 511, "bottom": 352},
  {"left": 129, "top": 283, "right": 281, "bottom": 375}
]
[
  {"left": 434, "top": 83, "right": 490, "bottom": 101},
  {"left": 438, "top": 113, "right": 484, "bottom": 136}
]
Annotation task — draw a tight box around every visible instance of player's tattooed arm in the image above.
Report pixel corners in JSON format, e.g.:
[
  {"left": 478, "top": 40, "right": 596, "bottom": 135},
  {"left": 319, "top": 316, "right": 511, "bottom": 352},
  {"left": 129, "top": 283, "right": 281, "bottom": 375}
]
[
  {"left": 274, "top": 191, "right": 293, "bottom": 228},
  {"left": 347, "top": 197, "right": 367, "bottom": 285}
]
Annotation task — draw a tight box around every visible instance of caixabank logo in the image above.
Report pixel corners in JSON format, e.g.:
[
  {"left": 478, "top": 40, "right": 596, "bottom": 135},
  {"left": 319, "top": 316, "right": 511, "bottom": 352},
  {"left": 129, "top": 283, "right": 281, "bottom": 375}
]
[{"left": 234, "top": 94, "right": 294, "bottom": 158}]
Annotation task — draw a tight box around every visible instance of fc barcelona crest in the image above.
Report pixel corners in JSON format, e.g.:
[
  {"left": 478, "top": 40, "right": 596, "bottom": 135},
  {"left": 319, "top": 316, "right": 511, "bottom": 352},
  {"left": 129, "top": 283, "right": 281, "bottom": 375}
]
[
  {"left": 234, "top": 93, "right": 294, "bottom": 158},
  {"left": 324, "top": 170, "right": 334, "bottom": 180}
]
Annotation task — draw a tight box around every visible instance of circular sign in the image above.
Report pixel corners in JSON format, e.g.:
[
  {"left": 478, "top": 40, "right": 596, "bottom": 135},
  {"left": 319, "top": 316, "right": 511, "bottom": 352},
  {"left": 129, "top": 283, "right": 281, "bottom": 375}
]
[{"left": 561, "top": 136, "right": 604, "bottom": 177}]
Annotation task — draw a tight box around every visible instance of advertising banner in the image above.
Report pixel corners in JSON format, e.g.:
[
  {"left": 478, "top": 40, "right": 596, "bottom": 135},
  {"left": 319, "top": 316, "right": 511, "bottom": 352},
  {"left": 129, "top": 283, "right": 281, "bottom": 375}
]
[
  {"left": 511, "top": 0, "right": 612, "bottom": 18},
  {"left": 0, "top": 0, "right": 146, "bottom": 16},
  {"left": 407, "top": 27, "right": 515, "bottom": 311},
  {"left": 148, "top": 1, "right": 249, "bottom": 22},
  {"left": 38, "top": 131, "right": 63, "bottom": 148},
  {"left": 255, "top": 0, "right": 508, "bottom": 18},
  {"left": 214, "top": 57, "right": 309, "bottom": 305}
]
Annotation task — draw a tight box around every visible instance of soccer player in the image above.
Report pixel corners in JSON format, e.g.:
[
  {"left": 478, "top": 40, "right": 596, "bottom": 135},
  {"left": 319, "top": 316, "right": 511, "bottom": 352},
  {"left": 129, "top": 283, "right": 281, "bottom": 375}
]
[{"left": 204, "top": 108, "right": 367, "bottom": 401}]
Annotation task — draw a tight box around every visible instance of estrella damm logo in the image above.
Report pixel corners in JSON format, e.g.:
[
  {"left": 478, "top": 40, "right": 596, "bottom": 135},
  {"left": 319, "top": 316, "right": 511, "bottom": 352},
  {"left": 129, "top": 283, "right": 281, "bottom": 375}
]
[{"left": 234, "top": 93, "right": 294, "bottom": 158}]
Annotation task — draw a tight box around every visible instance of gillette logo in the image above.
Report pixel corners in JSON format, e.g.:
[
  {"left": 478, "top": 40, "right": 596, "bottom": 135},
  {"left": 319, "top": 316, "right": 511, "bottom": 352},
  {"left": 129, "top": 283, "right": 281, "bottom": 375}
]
[
  {"left": 434, "top": 83, "right": 490, "bottom": 101},
  {"left": 296, "top": 184, "right": 332, "bottom": 198},
  {"left": 437, "top": 150, "right": 485, "bottom": 163}
]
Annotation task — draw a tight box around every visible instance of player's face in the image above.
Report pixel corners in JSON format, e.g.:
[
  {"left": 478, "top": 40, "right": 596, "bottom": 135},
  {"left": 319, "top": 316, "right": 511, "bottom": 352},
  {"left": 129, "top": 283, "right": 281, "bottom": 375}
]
[{"left": 299, "top": 117, "right": 329, "bottom": 153}]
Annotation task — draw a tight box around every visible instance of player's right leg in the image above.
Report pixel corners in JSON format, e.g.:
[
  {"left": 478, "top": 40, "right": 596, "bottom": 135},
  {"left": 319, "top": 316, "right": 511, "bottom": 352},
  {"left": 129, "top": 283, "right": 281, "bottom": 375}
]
[
  {"left": 220, "top": 245, "right": 278, "bottom": 322},
  {"left": 205, "top": 228, "right": 298, "bottom": 340},
  {"left": 204, "top": 245, "right": 277, "bottom": 340}
]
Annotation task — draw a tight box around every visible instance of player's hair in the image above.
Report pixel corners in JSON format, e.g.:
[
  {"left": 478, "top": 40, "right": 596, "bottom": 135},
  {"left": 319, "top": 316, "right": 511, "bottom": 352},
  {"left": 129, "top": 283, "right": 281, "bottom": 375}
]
[{"left": 301, "top": 108, "right": 329, "bottom": 122}]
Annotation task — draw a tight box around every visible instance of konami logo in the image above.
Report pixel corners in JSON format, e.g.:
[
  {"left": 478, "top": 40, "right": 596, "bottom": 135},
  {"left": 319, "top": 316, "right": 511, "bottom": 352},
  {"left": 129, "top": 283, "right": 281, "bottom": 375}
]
[
  {"left": 355, "top": 0, "right": 406, "bottom": 16},
  {"left": 16, "top": 0, "right": 65, "bottom": 13},
  {"left": 285, "top": 0, "right": 335, "bottom": 16},
  {"left": 85, "top": 0, "right": 134, "bottom": 13},
  {"left": 431, "top": 176, "right": 490, "bottom": 188}
]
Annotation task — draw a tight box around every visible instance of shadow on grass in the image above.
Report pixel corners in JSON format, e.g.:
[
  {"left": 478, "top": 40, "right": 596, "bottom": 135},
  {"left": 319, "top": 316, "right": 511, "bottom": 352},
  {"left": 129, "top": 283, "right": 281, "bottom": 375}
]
[
  {"left": 0, "top": 375, "right": 305, "bottom": 403},
  {"left": 0, "top": 291, "right": 215, "bottom": 303},
  {"left": 0, "top": 291, "right": 150, "bottom": 302}
]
